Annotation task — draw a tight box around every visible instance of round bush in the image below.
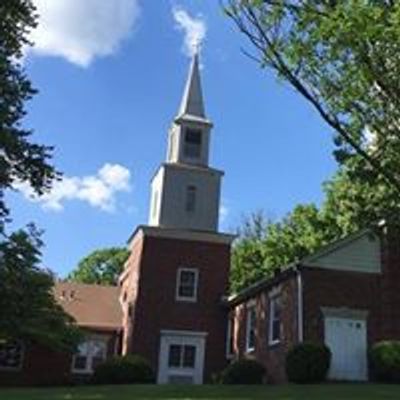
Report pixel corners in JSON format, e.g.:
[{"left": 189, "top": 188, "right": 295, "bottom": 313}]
[
  {"left": 370, "top": 341, "right": 400, "bottom": 382},
  {"left": 286, "top": 343, "right": 331, "bottom": 383},
  {"left": 220, "top": 359, "right": 265, "bottom": 384},
  {"left": 92, "top": 355, "right": 155, "bottom": 384}
]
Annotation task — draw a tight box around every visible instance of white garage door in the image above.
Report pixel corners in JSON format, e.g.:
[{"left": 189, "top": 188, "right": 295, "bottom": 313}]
[{"left": 324, "top": 316, "right": 367, "bottom": 381}]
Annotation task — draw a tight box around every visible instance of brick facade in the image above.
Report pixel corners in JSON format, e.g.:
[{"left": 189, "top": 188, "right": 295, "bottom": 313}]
[
  {"left": 229, "top": 226, "right": 400, "bottom": 383},
  {"left": 229, "top": 271, "right": 299, "bottom": 383},
  {"left": 0, "top": 330, "right": 119, "bottom": 386},
  {"left": 120, "top": 228, "right": 232, "bottom": 382}
]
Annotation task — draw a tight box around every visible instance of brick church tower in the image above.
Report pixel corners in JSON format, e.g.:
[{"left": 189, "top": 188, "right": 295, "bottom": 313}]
[{"left": 119, "top": 54, "right": 234, "bottom": 384}]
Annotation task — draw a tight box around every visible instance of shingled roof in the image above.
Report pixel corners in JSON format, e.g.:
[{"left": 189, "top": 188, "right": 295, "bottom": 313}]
[{"left": 54, "top": 282, "right": 123, "bottom": 330}]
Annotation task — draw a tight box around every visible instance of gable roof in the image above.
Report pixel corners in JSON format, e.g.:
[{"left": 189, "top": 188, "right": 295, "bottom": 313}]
[
  {"left": 228, "top": 226, "right": 383, "bottom": 306},
  {"left": 54, "top": 282, "right": 123, "bottom": 331}
]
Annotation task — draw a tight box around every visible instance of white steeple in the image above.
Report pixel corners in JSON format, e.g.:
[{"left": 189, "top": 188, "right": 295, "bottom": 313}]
[
  {"left": 177, "top": 53, "right": 206, "bottom": 121},
  {"left": 148, "top": 53, "right": 223, "bottom": 232}
]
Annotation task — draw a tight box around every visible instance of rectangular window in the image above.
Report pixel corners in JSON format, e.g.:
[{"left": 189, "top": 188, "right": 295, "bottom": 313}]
[
  {"left": 72, "top": 339, "right": 107, "bottom": 374},
  {"left": 184, "top": 129, "right": 202, "bottom": 158},
  {"left": 246, "top": 305, "right": 256, "bottom": 352},
  {"left": 176, "top": 268, "right": 198, "bottom": 302},
  {"left": 168, "top": 344, "right": 196, "bottom": 369},
  {"left": 0, "top": 340, "right": 24, "bottom": 370},
  {"left": 226, "top": 316, "right": 235, "bottom": 358},
  {"left": 185, "top": 185, "right": 197, "bottom": 213},
  {"left": 269, "top": 295, "right": 282, "bottom": 345}
]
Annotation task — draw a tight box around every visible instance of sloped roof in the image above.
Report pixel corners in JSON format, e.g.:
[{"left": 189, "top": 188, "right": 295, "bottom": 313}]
[{"left": 54, "top": 282, "right": 123, "bottom": 330}]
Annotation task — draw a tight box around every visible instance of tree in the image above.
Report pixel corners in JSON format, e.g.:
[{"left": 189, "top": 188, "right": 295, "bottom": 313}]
[
  {"left": 0, "top": 2, "right": 78, "bottom": 351},
  {"left": 0, "top": 0, "right": 57, "bottom": 233},
  {"left": 0, "top": 226, "right": 81, "bottom": 350},
  {"left": 231, "top": 205, "right": 330, "bottom": 293},
  {"left": 224, "top": 1, "right": 400, "bottom": 199},
  {"left": 68, "top": 247, "right": 130, "bottom": 286}
]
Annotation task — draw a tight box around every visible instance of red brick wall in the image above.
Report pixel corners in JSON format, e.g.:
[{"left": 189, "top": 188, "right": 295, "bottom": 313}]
[
  {"left": 301, "top": 267, "right": 381, "bottom": 346},
  {"left": 230, "top": 274, "right": 299, "bottom": 383},
  {"left": 124, "top": 233, "right": 231, "bottom": 382},
  {"left": 0, "top": 330, "right": 120, "bottom": 387}
]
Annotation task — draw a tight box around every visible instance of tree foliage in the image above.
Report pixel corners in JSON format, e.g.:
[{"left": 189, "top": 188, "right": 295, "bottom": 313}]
[
  {"left": 231, "top": 206, "right": 330, "bottom": 293},
  {"left": 68, "top": 247, "right": 130, "bottom": 286},
  {"left": 0, "top": 226, "right": 81, "bottom": 350},
  {"left": 0, "top": 0, "right": 57, "bottom": 232},
  {"left": 225, "top": 0, "right": 400, "bottom": 200},
  {"left": 231, "top": 165, "right": 396, "bottom": 293}
]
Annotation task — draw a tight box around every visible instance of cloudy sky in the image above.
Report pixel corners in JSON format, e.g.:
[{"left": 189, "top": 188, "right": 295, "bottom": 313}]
[{"left": 8, "top": 0, "right": 336, "bottom": 276}]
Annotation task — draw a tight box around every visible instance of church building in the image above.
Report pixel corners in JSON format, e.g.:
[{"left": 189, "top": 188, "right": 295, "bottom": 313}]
[
  {"left": 2, "top": 54, "right": 400, "bottom": 387},
  {"left": 118, "top": 53, "right": 235, "bottom": 384}
]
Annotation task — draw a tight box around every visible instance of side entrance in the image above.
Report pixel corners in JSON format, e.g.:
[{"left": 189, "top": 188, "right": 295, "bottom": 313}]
[
  {"left": 323, "top": 309, "right": 368, "bottom": 381},
  {"left": 157, "top": 330, "right": 207, "bottom": 384}
]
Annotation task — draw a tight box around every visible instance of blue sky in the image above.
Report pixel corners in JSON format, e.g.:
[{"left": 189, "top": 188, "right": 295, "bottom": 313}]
[{"left": 8, "top": 0, "right": 337, "bottom": 277}]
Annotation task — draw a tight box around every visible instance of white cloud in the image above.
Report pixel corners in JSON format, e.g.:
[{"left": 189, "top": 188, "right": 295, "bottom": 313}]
[
  {"left": 172, "top": 6, "right": 207, "bottom": 57},
  {"left": 28, "top": 0, "right": 140, "bottom": 67},
  {"left": 15, "top": 163, "right": 131, "bottom": 212}
]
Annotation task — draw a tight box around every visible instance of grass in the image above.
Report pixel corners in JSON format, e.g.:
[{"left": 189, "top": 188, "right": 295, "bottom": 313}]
[{"left": 1, "top": 384, "right": 400, "bottom": 400}]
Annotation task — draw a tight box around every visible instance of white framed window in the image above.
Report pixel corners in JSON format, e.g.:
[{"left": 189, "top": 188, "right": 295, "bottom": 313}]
[
  {"left": 184, "top": 129, "right": 202, "bottom": 158},
  {"left": 185, "top": 185, "right": 197, "bottom": 213},
  {"left": 226, "top": 316, "right": 235, "bottom": 358},
  {"left": 176, "top": 268, "right": 198, "bottom": 302},
  {"left": 269, "top": 295, "right": 282, "bottom": 345},
  {"left": 168, "top": 344, "right": 196, "bottom": 369},
  {"left": 72, "top": 338, "right": 107, "bottom": 374},
  {"left": 0, "top": 340, "right": 24, "bottom": 370},
  {"left": 245, "top": 305, "right": 256, "bottom": 352}
]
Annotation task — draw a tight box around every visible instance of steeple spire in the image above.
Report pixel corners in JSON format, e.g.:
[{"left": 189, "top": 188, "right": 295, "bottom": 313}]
[{"left": 177, "top": 53, "right": 206, "bottom": 120}]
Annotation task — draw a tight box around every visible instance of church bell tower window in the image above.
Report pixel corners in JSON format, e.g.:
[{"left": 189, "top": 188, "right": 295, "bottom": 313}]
[
  {"left": 185, "top": 185, "right": 197, "bottom": 213},
  {"left": 184, "top": 129, "right": 202, "bottom": 158}
]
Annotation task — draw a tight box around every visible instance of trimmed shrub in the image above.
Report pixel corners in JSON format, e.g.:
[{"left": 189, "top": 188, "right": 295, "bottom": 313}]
[
  {"left": 286, "top": 342, "right": 331, "bottom": 383},
  {"left": 220, "top": 359, "right": 265, "bottom": 384},
  {"left": 370, "top": 341, "right": 400, "bottom": 382},
  {"left": 92, "top": 355, "right": 155, "bottom": 384}
]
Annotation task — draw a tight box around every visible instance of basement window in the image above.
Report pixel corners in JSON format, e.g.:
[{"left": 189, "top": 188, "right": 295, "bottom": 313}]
[
  {"left": 0, "top": 340, "right": 24, "bottom": 370},
  {"left": 168, "top": 344, "right": 196, "bottom": 369}
]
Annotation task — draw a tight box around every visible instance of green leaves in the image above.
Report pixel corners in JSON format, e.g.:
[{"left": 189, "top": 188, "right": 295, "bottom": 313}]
[
  {"left": 68, "top": 247, "right": 130, "bottom": 286},
  {"left": 225, "top": 0, "right": 400, "bottom": 196},
  {"left": 0, "top": 0, "right": 57, "bottom": 233},
  {"left": 0, "top": 226, "right": 82, "bottom": 351}
]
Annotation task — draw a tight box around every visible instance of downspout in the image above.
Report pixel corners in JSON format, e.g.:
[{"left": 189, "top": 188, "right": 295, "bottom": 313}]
[{"left": 296, "top": 265, "right": 304, "bottom": 343}]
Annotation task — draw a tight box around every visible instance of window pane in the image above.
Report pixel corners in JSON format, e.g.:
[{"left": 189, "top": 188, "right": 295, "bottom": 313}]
[
  {"left": 178, "top": 270, "right": 196, "bottom": 299},
  {"left": 0, "top": 340, "right": 23, "bottom": 369},
  {"left": 168, "top": 345, "right": 182, "bottom": 367},
  {"left": 180, "top": 270, "right": 195, "bottom": 285},
  {"left": 183, "top": 345, "right": 196, "bottom": 368},
  {"left": 73, "top": 356, "right": 87, "bottom": 371}
]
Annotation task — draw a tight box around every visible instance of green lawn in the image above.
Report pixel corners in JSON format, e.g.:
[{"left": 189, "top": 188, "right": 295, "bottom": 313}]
[{"left": 1, "top": 384, "right": 400, "bottom": 400}]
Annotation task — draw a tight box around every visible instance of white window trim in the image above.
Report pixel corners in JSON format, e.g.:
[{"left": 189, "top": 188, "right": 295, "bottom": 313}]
[
  {"left": 176, "top": 268, "right": 199, "bottom": 303},
  {"left": 268, "top": 295, "right": 282, "bottom": 346},
  {"left": 245, "top": 305, "right": 256, "bottom": 353},
  {"left": 226, "top": 317, "right": 235, "bottom": 359},
  {"left": 71, "top": 337, "right": 108, "bottom": 374},
  {"left": 0, "top": 340, "right": 25, "bottom": 371}
]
